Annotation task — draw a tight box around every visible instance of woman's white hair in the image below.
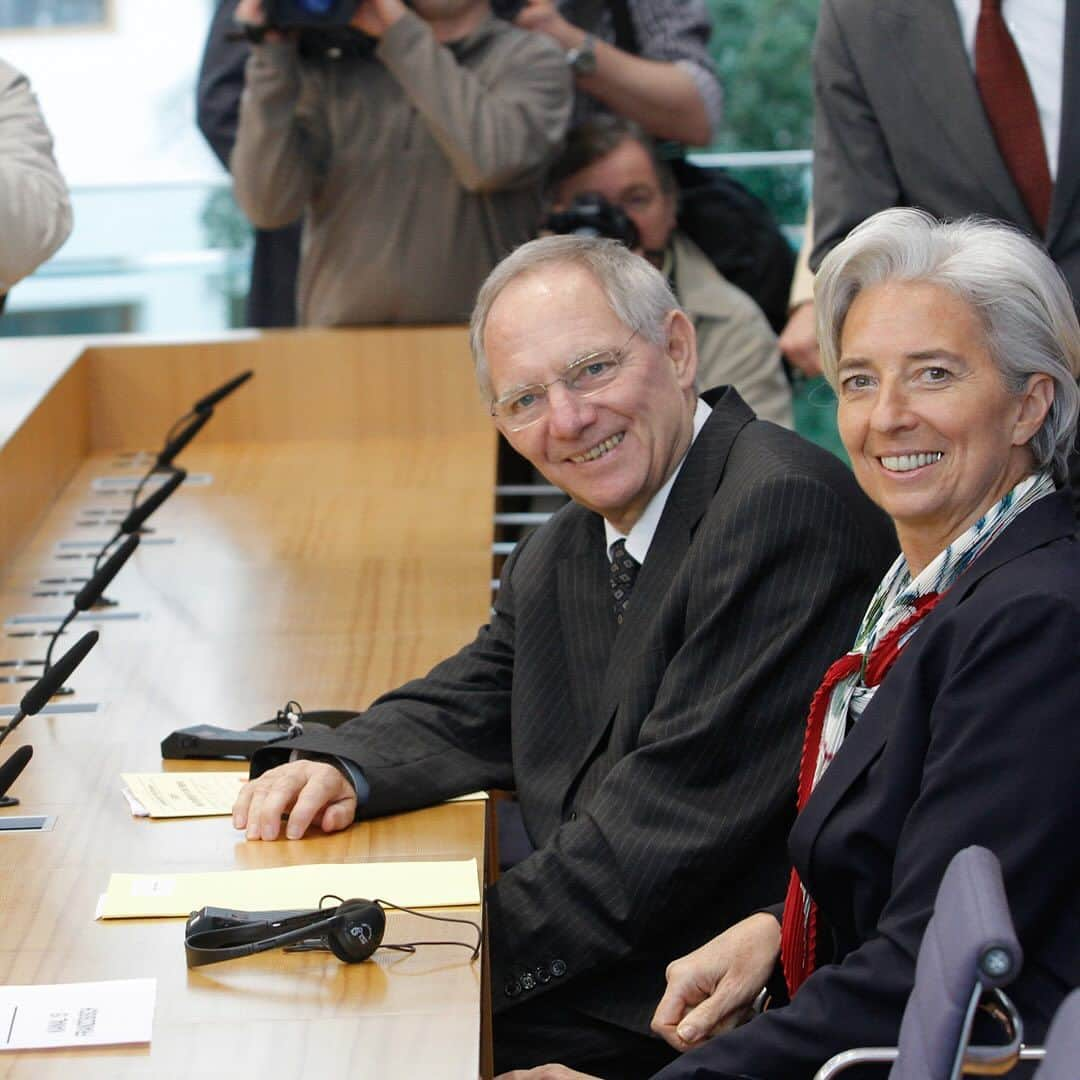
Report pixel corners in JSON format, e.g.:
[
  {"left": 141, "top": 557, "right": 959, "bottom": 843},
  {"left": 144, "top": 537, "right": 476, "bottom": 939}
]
[
  {"left": 815, "top": 208, "right": 1080, "bottom": 482},
  {"left": 469, "top": 235, "right": 679, "bottom": 398}
]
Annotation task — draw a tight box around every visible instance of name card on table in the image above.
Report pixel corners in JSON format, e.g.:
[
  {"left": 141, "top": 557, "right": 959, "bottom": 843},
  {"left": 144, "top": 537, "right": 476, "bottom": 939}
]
[{"left": 0, "top": 978, "right": 155, "bottom": 1050}]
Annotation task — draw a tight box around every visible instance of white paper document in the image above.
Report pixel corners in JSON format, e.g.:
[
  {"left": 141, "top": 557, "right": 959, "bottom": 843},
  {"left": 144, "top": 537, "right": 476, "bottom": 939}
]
[
  {"left": 121, "top": 771, "right": 247, "bottom": 817},
  {"left": 0, "top": 978, "right": 155, "bottom": 1051}
]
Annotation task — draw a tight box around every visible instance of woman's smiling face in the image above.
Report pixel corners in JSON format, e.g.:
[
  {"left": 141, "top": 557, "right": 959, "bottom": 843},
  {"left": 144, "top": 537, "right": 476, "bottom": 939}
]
[{"left": 836, "top": 280, "right": 1051, "bottom": 572}]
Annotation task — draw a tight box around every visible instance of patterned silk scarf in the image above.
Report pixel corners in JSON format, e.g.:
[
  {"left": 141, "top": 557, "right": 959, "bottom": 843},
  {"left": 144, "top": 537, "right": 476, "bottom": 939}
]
[{"left": 780, "top": 471, "right": 1055, "bottom": 995}]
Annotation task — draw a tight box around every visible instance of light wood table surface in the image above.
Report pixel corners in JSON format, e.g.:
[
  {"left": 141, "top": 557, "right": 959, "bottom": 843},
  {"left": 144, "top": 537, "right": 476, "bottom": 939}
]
[{"left": 0, "top": 329, "right": 497, "bottom": 1078}]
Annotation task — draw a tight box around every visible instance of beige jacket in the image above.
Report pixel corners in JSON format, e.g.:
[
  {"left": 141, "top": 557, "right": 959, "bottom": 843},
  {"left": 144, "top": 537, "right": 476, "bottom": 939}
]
[
  {"left": 0, "top": 58, "right": 72, "bottom": 293},
  {"left": 673, "top": 231, "right": 794, "bottom": 428},
  {"left": 230, "top": 14, "right": 571, "bottom": 326}
]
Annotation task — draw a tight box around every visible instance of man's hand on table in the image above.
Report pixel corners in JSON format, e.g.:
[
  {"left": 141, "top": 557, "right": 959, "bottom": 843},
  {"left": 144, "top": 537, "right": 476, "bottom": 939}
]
[{"left": 233, "top": 760, "right": 358, "bottom": 840}]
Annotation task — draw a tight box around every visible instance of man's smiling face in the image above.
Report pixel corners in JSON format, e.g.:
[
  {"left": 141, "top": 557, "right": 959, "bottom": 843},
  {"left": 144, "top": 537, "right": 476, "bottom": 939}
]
[{"left": 483, "top": 262, "right": 698, "bottom": 534}]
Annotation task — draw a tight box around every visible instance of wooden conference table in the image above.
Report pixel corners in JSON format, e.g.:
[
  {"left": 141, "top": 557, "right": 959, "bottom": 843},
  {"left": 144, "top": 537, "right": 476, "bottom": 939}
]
[{"left": 0, "top": 328, "right": 498, "bottom": 1078}]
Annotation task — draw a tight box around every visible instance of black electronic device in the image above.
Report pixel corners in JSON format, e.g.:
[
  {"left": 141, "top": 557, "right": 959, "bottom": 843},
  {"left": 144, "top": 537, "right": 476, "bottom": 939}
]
[
  {"left": 0, "top": 631, "right": 99, "bottom": 749},
  {"left": 264, "top": 0, "right": 358, "bottom": 27},
  {"left": 0, "top": 745, "right": 33, "bottom": 808},
  {"left": 543, "top": 193, "right": 641, "bottom": 250},
  {"left": 490, "top": 0, "right": 527, "bottom": 19},
  {"left": 160, "top": 703, "right": 360, "bottom": 761},
  {"left": 184, "top": 897, "right": 386, "bottom": 967},
  {"left": 160, "top": 724, "right": 296, "bottom": 761}
]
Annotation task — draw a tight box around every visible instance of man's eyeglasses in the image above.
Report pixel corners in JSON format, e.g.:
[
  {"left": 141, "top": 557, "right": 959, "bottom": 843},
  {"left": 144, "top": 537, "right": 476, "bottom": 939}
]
[{"left": 490, "top": 330, "right": 638, "bottom": 432}]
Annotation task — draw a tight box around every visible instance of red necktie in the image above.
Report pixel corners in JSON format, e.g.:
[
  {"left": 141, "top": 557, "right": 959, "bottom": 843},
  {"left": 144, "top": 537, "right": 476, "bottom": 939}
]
[
  {"left": 779, "top": 593, "right": 942, "bottom": 996},
  {"left": 974, "top": 0, "right": 1054, "bottom": 235}
]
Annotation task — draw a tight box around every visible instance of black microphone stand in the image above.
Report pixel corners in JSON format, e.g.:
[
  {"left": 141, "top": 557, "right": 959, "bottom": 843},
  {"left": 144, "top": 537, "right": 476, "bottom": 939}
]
[{"left": 0, "top": 630, "right": 99, "bottom": 751}]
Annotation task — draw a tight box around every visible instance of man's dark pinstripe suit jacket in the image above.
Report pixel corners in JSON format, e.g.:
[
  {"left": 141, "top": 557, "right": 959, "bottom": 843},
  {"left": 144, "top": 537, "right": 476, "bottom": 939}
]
[{"left": 258, "top": 389, "right": 897, "bottom": 1038}]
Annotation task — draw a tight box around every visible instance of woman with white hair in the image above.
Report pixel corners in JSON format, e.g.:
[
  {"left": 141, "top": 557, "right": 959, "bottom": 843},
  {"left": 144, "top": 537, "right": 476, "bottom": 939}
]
[{"left": 499, "top": 208, "right": 1080, "bottom": 1079}]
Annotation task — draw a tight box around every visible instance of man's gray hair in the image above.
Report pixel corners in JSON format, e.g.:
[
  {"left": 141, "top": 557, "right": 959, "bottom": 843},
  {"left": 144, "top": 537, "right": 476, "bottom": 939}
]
[
  {"left": 470, "top": 234, "right": 680, "bottom": 398},
  {"left": 815, "top": 208, "right": 1080, "bottom": 482}
]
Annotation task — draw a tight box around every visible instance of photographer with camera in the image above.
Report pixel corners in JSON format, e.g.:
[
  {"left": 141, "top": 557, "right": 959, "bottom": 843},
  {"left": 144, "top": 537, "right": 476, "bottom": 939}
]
[
  {"left": 229, "top": 0, "right": 571, "bottom": 326},
  {"left": 545, "top": 118, "right": 792, "bottom": 427}
]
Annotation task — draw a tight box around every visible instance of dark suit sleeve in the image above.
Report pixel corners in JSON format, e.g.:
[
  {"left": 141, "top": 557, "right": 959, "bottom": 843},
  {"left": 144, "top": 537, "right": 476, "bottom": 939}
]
[
  {"left": 196, "top": 0, "right": 247, "bottom": 170},
  {"left": 654, "top": 590, "right": 1080, "bottom": 1079},
  {"left": 251, "top": 534, "right": 529, "bottom": 805},
  {"left": 810, "top": 0, "right": 901, "bottom": 270},
  {"left": 485, "top": 469, "right": 890, "bottom": 1011}
]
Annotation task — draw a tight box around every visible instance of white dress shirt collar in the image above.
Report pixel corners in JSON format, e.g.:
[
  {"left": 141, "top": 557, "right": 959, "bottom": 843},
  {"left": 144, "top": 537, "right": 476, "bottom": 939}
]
[{"left": 604, "top": 398, "right": 712, "bottom": 565}]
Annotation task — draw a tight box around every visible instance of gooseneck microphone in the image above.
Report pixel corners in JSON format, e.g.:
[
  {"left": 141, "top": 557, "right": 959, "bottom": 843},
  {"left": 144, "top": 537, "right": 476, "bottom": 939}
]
[
  {"left": 156, "top": 410, "right": 213, "bottom": 471},
  {"left": 193, "top": 370, "right": 253, "bottom": 414},
  {"left": 42, "top": 535, "right": 140, "bottom": 671},
  {"left": 120, "top": 467, "right": 186, "bottom": 535},
  {"left": 94, "top": 468, "right": 186, "bottom": 573},
  {"left": 0, "top": 745, "right": 33, "bottom": 808},
  {"left": 126, "top": 369, "right": 253, "bottom": 512},
  {"left": 0, "top": 630, "right": 99, "bottom": 748}
]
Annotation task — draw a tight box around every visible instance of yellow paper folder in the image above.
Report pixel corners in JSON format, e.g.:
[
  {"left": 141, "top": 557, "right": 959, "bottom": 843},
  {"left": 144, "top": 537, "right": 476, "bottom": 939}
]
[{"left": 99, "top": 859, "right": 481, "bottom": 919}]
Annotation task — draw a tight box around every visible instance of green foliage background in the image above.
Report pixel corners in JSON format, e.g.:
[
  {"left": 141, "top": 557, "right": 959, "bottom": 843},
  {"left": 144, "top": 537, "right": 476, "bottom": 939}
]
[{"left": 702, "top": 0, "right": 818, "bottom": 226}]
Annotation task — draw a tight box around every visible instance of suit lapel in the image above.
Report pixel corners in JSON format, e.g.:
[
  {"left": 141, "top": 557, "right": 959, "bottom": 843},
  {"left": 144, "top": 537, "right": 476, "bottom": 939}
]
[
  {"left": 790, "top": 490, "right": 1076, "bottom": 862},
  {"left": 556, "top": 513, "right": 614, "bottom": 733},
  {"left": 589, "top": 391, "right": 754, "bottom": 741},
  {"left": 877, "top": 0, "right": 1033, "bottom": 228},
  {"left": 1047, "top": 0, "right": 1080, "bottom": 246}
]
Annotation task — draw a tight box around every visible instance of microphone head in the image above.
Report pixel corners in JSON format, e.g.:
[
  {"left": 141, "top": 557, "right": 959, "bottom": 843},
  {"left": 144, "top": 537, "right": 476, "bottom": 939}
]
[
  {"left": 0, "top": 745, "right": 33, "bottom": 799},
  {"left": 156, "top": 410, "right": 212, "bottom": 469},
  {"left": 121, "top": 467, "right": 186, "bottom": 534},
  {"left": 21, "top": 630, "right": 99, "bottom": 716},
  {"left": 74, "top": 534, "right": 139, "bottom": 611},
  {"left": 194, "top": 370, "right": 254, "bottom": 413}
]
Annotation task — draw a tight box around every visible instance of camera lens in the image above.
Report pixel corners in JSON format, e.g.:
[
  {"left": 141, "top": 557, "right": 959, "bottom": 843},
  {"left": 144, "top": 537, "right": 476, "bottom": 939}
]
[{"left": 299, "top": 0, "right": 335, "bottom": 12}]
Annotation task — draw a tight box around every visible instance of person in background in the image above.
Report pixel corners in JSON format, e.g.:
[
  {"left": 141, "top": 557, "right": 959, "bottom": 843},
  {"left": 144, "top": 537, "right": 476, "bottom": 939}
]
[
  {"left": 229, "top": 0, "right": 571, "bottom": 326},
  {"left": 232, "top": 236, "right": 895, "bottom": 1076},
  {"left": 778, "top": 206, "right": 818, "bottom": 379},
  {"left": 197, "top": 0, "right": 722, "bottom": 328},
  {"left": 196, "top": 0, "right": 300, "bottom": 328},
  {"left": 810, "top": 0, "right": 1080, "bottom": 509},
  {"left": 514, "top": 0, "right": 722, "bottom": 146},
  {"left": 501, "top": 209, "right": 1080, "bottom": 1080},
  {"left": 545, "top": 118, "right": 793, "bottom": 427},
  {"left": 0, "top": 56, "right": 72, "bottom": 314}
]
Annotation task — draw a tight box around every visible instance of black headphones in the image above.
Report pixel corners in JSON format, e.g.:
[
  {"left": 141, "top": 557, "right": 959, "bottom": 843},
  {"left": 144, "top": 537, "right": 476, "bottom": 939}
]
[{"left": 184, "top": 897, "right": 386, "bottom": 968}]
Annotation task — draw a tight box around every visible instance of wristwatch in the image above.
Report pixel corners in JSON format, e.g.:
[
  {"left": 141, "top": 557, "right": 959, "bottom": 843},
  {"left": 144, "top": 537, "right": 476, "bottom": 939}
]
[{"left": 566, "top": 33, "right": 597, "bottom": 76}]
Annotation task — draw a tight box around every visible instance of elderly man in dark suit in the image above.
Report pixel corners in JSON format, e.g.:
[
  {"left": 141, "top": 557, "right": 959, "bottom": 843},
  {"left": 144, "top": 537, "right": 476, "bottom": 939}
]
[{"left": 233, "top": 236, "right": 896, "bottom": 1077}]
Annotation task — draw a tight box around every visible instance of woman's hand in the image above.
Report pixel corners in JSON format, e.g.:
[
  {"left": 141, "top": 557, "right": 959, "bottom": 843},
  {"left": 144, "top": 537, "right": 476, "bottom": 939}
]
[{"left": 651, "top": 912, "right": 781, "bottom": 1051}]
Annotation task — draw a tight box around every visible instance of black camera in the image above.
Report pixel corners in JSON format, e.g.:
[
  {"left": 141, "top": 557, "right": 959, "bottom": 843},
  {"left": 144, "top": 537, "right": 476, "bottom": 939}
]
[
  {"left": 263, "top": 0, "right": 526, "bottom": 26},
  {"left": 543, "top": 193, "right": 641, "bottom": 250},
  {"left": 265, "top": 0, "right": 358, "bottom": 27}
]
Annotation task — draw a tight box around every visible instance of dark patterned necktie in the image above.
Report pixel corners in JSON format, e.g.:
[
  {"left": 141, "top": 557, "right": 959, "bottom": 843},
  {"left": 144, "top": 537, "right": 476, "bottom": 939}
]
[
  {"left": 609, "top": 539, "right": 640, "bottom": 624},
  {"left": 974, "top": 0, "right": 1053, "bottom": 234}
]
